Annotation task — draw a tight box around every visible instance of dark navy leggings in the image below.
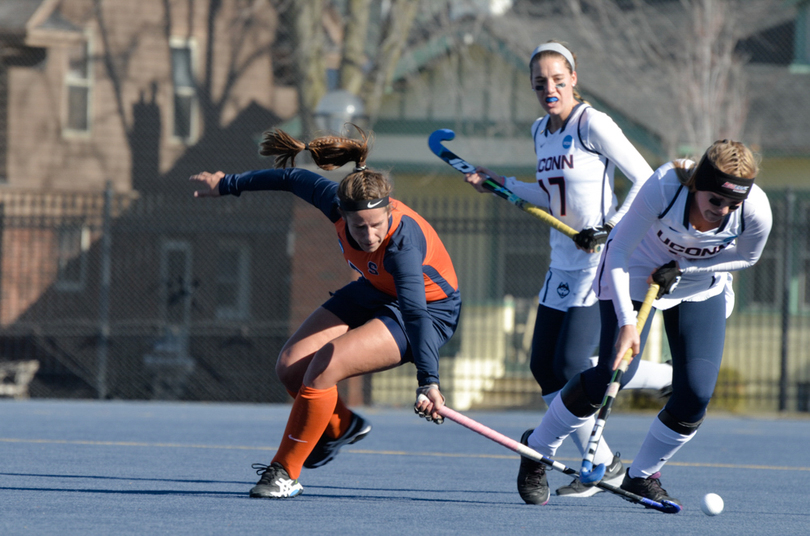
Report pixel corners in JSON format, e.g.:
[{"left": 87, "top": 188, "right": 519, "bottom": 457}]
[
  {"left": 584, "top": 292, "right": 726, "bottom": 425},
  {"left": 530, "top": 303, "right": 601, "bottom": 395}
]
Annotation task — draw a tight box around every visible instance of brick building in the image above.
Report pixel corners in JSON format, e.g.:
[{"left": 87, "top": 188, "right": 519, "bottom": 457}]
[{"left": 0, "top": 0, "right": 340, "bottom": 401}]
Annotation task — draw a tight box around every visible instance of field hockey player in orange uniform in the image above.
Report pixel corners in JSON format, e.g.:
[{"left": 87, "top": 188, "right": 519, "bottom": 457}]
[{"left": 189, "top": 126, "right": 461, "bottom": 499}]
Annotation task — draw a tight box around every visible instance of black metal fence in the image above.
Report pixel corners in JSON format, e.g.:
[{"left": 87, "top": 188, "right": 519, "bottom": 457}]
[{"left": 0, "top": 184, "right": 808, "bottom": 413}]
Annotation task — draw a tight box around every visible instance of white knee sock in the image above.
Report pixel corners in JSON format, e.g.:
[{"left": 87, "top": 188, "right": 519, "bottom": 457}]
[
  {"left": 628, "top": 417, "right": 695, "bottom": 478},
  {"left": 588, "top": 357, "right": 673, "bottom": 391},
  {"left": 528, "top": 394, "right": 592, "bottom": 458},
  {"left": 546, "top": 391, "right": 614, "bottom": 466}
]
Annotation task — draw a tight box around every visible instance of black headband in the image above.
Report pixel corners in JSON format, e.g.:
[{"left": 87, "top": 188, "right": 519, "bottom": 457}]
[
  {"left": 693, "top": 157, "right": 755, "bottom": 201},
  {"left": 339, "top": 196, "right": 390, "bottom": 212}
]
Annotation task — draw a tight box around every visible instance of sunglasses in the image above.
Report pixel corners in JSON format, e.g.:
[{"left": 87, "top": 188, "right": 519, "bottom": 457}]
[{"left": 708, "top": 196, "right": 742, "bottom": 211}]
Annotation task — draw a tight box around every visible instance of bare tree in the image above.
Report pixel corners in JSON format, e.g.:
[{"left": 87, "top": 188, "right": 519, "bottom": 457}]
[
  {"left": 283, "top": 0, "right": 328, "bottom": 138},
  {"left": 282, "top": 0, "right": 423, "bottom": 136},
  {"left": 357, "top": 0, "right": 421, "bottom": 123},
  {"left": 94, "top": 0, "right": 276, "bottom": 136},
  {"left": 677, "top": 0, "right": 749, "bottom": 152},
  {"left": 339, "top": 0, "right": 372, "bottom": 95},
  {"left": 566, "top": 0, "right": 768, "bottom": 157}
]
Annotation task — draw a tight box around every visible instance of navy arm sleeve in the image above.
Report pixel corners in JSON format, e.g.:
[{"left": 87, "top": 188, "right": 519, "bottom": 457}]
[
  {"left": 218, "top": 167, "right": 341, "bottom": 222},
  {"left": 383, "top": 220, "right": 441, "bottom": 386}
]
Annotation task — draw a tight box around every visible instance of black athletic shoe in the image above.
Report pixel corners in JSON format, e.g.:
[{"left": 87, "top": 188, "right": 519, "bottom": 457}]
[
  {"left": 303, "top": 412, "right": 372, "bottom": 469},
  {"left": 249, "top": 462, "right": 304, "bottom": 499},
  {"left": 620, "top": 471, "right": 681, "bottom": 506},
  {"left": 556, "top": 452, "right": 625, "bottom": 497},
  {"left": 516, "top": 429, "right": 549, "bottom": 505}
]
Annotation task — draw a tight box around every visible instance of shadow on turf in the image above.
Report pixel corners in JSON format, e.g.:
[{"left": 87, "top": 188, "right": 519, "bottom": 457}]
[
  {"left": 309, "top": 483, "right": 514, "bottom": 496},
  {"left": 0, "top": 473, "right": 519, "bottom": 498},
  {"left": 0, "top": 486, "right": 245, "bottom": 497},
  {"left": 0, "top": 471, "right": 244, "bottom": 485},
  {"left": 0, "top": 473, "right": 527, "bottom": 504}
]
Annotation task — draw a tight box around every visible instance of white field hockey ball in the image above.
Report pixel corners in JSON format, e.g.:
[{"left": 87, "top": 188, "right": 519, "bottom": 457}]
[{"left": 700, "top": 493, "right": 724, "bottom": 516}]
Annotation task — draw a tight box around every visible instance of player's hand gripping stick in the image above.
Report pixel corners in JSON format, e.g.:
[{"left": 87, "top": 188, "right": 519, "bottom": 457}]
[
  {"left": 438, "top": 406, "right": 680, "bottom": 514},
  {"left": 427, "top": 129, "right": 578, "bottom": 239},
  {"left": 579, "top": 283, "right": 660, "bottom": 484}
]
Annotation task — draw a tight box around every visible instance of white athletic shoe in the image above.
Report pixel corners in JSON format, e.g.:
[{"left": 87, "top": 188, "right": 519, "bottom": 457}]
[
  {"left": 249, "top": 462, "right": 304, "bottom": 499},
  {"left": 555, "top": 453, "right": 625, "bottom": 497}
]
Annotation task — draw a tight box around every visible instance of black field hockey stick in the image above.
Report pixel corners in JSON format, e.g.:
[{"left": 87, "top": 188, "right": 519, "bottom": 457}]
[
  {"left": 579, "top": 283, "right": 660, "bottom": 484},
  {"left": 438, "top": 406, "right": 681, "bottom": 514},
  {"left": 428, "top": 129, "right": 578, "bottom": 239}
]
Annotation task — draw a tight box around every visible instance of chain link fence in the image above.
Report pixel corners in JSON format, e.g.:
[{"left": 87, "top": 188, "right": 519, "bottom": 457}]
[
  {"left": 1, "top": 181, "right": 808, "bottom": 413},
  {"left": 1, "top": 0, "right": 809, "bottom": 413}
]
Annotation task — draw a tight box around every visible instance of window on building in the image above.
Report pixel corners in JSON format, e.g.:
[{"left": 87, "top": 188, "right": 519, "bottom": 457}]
[
  {"left": 796, "top": 2, "right": 810, "bottom": 66},
  {"left": 65, "top": 39, "right": 91, "bottom": 133},
  {"left": 55, "top": 225, "right": 90, "bottom": 291},
  {"left": 171, "top": 41, "right": 197, "bottom": 141},
  {"left": 215, "top": 243, "right": 251, "bottom": 320}
]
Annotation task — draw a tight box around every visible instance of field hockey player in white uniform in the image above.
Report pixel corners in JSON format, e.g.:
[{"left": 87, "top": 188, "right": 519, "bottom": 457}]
[
  {"left": 520, "top": 139, "right": 772, "bottom": 506},
  {"left": 465, "top": 40, "right": 672, "bottom": 503}
]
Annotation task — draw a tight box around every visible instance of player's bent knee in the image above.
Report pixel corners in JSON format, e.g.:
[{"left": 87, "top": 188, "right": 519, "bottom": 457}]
[
  {"left": 560, "top": 373, "right": 601, "bottom": 418},
  {"left": 658, "top": 408, "right": 704, "bottom": 435},
  {"left": 275, "top": 367, "right": 301, "bottom": 393}
]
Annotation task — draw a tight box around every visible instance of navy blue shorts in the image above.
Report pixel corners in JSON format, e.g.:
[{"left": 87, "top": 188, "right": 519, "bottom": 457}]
[{"left": 321, "top": 278, "right": 460, "bottom": 362}]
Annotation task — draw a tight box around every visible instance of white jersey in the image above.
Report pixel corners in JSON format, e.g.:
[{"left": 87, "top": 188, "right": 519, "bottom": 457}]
[
  {"left": 595, "top": 160, "right": 773, "bottom": 327},
  {"left": 504, "top": 103, "right": 653, "bottom": 272}
]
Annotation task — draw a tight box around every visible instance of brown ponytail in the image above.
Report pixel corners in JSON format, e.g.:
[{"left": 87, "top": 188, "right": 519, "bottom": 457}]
[
  {"left": 259, "top": 124, "right": 392, "bottom": 209},
  {"left": 260, "top": 124, "right": 371, "bottom": 170}
]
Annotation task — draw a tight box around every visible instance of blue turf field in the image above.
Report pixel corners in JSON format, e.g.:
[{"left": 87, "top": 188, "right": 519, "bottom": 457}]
[{"left": 0, "top": 399, "right": 807, "bottom": 535}]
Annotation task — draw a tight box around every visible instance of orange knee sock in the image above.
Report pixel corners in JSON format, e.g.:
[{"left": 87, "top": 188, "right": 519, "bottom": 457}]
[
  {"left": 287, "top": 387, "right": 351, "bottom": 440},
  {"left": 272, "top": 385, "right": 337, "bottom": 479},
  {"left": 325, "top": 395, "right": 354, "bottom": 439}
]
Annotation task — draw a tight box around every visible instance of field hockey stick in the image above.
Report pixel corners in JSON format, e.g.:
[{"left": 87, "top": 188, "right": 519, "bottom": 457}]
[
  {"left": 438, "top": 406, "right": 680, "bottom": 514},
  {"left": 427, "top": 129, "right": 578, "bottom": 239},
  {"left": 579, "top": 282, "right": 660, "bottom": 484}
]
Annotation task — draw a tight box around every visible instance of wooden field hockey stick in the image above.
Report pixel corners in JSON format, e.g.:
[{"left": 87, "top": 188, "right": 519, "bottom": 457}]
[
  {"left": 438, "top": 406, "right": 681, "bottom": 514},
  {"left": 427, "top": 129, "right": 578, "bottom": 239},
  {"left": 579, "top": 282, "right": 660, "bottom": 484}
]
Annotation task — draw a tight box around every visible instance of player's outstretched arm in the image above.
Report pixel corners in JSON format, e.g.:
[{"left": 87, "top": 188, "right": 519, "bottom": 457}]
[{"left": 190, "top": 171, "right": 225, "bottom": 197}]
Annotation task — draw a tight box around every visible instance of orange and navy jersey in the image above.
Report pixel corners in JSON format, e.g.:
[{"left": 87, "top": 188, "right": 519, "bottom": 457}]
[
  {"left": 219, "top": 167, "right": 461, "bottom": 386},
  {"left": 335, "top": 200, "right": 458, "bottom": 302},
  {"left": 218, "top": 166, "right": 459, "bottom": 301}
]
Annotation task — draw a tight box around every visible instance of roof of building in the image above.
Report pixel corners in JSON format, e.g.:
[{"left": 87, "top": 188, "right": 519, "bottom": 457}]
[
  {"left": 0, "top": 0, "right": 44, "bottom": 32},
  {"left": 0, "top": 0, "right": 81, "bottom": 42}
]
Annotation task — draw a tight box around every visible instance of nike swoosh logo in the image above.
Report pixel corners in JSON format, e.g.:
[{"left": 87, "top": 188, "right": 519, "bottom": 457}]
[
  {"left": 288, "top": 435, "right": 307, "bottom": 443},
  {"left": 367, "top": 199, "right": 383, "bottom": 208}
]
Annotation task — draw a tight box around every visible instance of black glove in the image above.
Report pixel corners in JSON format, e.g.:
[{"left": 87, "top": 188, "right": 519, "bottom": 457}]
[
  {"left": 574, "top": 223, "right": 613, "bottom": 251},
  {"left": 414, "top": 383, "right": 444, "bottom": 425},
  {"left": 652, "top": 261, "right": 682, "bottom": 299}
]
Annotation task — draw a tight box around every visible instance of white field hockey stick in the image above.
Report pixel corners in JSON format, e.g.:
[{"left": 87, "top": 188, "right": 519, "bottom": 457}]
[
  {"left": 438, "top": 406, "right": 681, "bottom": 514},
  {"left": 579, "top": 283, "right": 660, "bottom": 484},
  {"left": 427, "top": 129, "right": 578, "bottom": 240}
]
